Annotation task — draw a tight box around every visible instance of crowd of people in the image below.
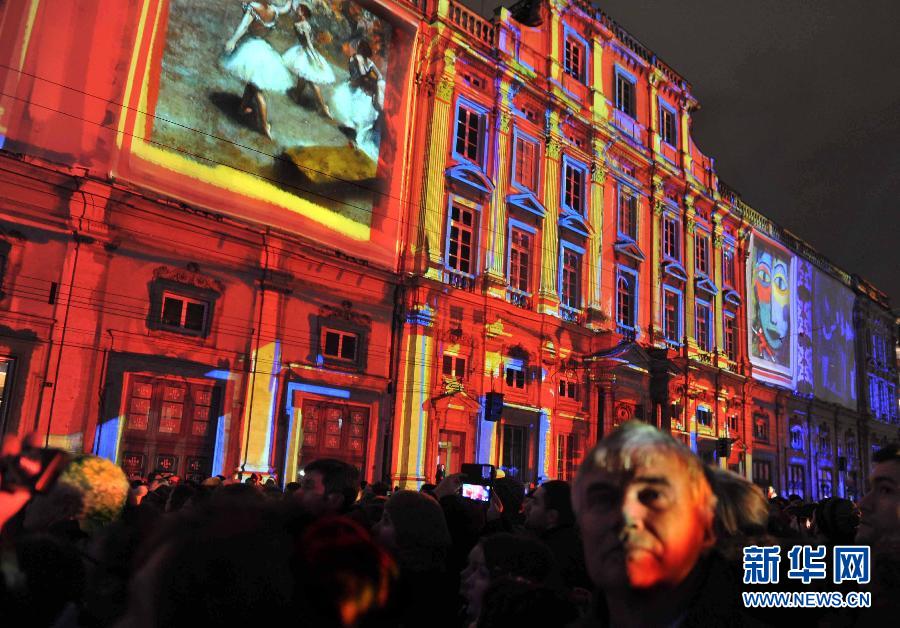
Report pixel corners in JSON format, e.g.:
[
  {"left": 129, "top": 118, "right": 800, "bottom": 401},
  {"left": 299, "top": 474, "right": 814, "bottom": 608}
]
[{"left": 1, "top": 421, "right": 898, "bottom": 627}]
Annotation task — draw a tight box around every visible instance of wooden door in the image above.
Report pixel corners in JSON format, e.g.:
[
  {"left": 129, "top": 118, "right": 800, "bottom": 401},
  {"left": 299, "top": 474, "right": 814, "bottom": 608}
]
[
  {"left": 120, "top": 375, "right": 218, "bottom": 483},
  {"left": 437, "top": 429, "right": 466, "bottom": 476},
  {"left": 299, "top": 401, "right": 369, "bottom": 474}
]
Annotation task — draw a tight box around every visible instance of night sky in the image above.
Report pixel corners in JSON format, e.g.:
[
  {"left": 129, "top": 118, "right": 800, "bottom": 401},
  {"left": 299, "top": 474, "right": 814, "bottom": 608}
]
[{"left": 467, "top": 0, "right": 900, "bottom": 308}]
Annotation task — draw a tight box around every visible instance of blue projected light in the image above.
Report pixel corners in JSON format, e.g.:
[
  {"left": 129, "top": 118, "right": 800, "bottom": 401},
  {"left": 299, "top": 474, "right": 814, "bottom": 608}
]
[
  {"left": 205, "top": 369, "right": 234, "bottom": 380},
  {"left": 294, "top": 383, "right": 351, "bottom": 399},
  {"left": 94, "top": 417, "right": 121, "bottom": 462}
]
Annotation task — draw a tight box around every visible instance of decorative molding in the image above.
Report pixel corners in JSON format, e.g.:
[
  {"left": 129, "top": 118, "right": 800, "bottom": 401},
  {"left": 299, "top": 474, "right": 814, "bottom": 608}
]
[
  {"left": 653, "top": 200, "right": 665, "bottom": 216},
  {"left": 685, "top": 217, "right": 696, "bottom": 234},
  {"left": 546, "top": 138, "right": 563, "bottom": 159},
  {"left": 591, "top": 162, "right": 607, "bottom": 184},
  {"left": 320, "top": 300, "right": 372, "bottom": 328},
  {"left": 446, "top": 163, "right": 494, "bottom": 198},
  {"left": 498, "top": 110, "right": 512, "bottom": 134},
  {"left": 507, "top": 192, "right": 546, "bottom": 219},
  {"left": 614, "top": 240, "right": 646, "bottom": 263},
  {"left": 153, "top": 265, "right": 223, "bottom": 293},
  {"left": 436, "top": 75, "right": 454, "bottom": 101}
]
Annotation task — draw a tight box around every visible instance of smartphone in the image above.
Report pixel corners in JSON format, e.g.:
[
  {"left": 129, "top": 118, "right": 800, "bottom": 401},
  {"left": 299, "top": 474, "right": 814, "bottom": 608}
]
[
  {"left": 0, "top": 448, "right": 69, "bottom": 493},
  {"left": 461, "top": 483, "right": 491, "bottom": 502}
]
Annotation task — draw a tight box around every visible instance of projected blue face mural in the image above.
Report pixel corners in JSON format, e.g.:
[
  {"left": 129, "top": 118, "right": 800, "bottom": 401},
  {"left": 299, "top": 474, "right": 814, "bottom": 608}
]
[
  {"left": 750, "top": 240, "right": 791, "bottom": 369},
  {"left": 812, "top": 270, "right": 856, "bottom": 408}
]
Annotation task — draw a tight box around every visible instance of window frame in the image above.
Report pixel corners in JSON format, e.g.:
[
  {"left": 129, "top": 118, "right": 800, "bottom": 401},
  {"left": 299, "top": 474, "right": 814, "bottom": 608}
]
[
  {"left": 724, "top": 312, "right": 737, "bottom": 361},
  {"left": 722, "top": 245, "right": 736, "bottom": 288},
  {"left": 504, "top": 358, "right": 527, "bottom": 390},
  {"left": 695, "top": 298, "right": 712, "bottom": 352},
  {"left": 558, "top": 240, "right": 585, "bottom": 311},
  {"left": 615, "top": 266, "right": 639, "bottom": 331},
  {"left": 696, "top": 405, "right": 712, "bottom": 428},
  {"left": 160, "top": 291, "right": 209, "bottom": 334},
  {"left": 321, "top": 327, "right": 360, "bottom": 363},
  {"left": 753, "top": 413, "right": 770, "bottom": 443},
  {"left": 511, "top": 128, "right": 541, "bottom": 193},
  {"left": 616, "top": 183, "right": 639, "bottom": 242},
  {"left": 560, "top": 155, "right": 588, "bottom": 216},
  {"left": 562, "top": 27, "right": 589, "bottom": 84},
  {"left": 452, "top": 96, "right": 489, "bottom": 169},
  {"left": 147, "top": 279, "right": 219, "bottom": 339},
  {"left": 614, "top": 65, "right": 637, "bottom": 119},
  {"left": 445, "top": 199, "right": 480, "bottom": 277},
  {"left": 662, "top": 212, "right": 681, "bottom": 262},
  {"left": 694, "top": 229, "right": 711, "bottom": 276},
  {"left": 507, "top": 219, "right": 536, "bottom": 296},
  {"left": 662, "top": 285, "right": 683, "bottom": 345},
  {"left": 442, "top": 353, "right": 467, "bottom": 380},
  {"left": 658, "top": 99, "right": 678, "bottom": 147}
]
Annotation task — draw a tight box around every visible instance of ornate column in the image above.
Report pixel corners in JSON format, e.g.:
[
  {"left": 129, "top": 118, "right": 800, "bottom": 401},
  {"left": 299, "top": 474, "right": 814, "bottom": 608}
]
[
  {"left": 679, "top": 95, "right": 697, "bottom": 177},
  {"left": 683, "top": 193, "right": 697, "bottom": 348},
  {"left": 586, "top": 153, "right": 606, "bottom": 315},
  {"left": 648, "top": 69, "right": 664, "bottom": 158},
  {"left": 538, "top": 111, "right": 562, "bottom": 314},
  {"left": 422, "top": 48, "right": 458, "bottom": 279},
  {"left": 392, "top": 303, "right": 435, "bottom": 488},
  {"left": 650, "top": 177, "right": 665, "bottom": 340},
  {"left": 485, "top": 79, "right": 513, "bottom": 296},
  {"left": 590, "top": 38, "right": 608, "bottom": 123},
  {"left": 547, "top": 0, "right": 563, "bottom": 84},
  {"left": 712, "top": 211, "right": 725, "bottom": 362}
]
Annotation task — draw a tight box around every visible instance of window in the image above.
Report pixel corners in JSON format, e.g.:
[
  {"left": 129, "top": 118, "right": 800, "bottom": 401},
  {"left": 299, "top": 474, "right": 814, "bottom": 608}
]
[
  {"left": 818, "top": 427, "right": 831, "bottom": 456},
  {"left": 505, "top": 363, "right": 526, "bottom": 389},
  {"left": 663, "top": 215, "right": 679, "bottom": 260},
  {"left": 557, "top": 432, "right": 581, "bottom": 481},
  {"left": 788, "top": 464, "right": 805, "bottom": 498},
  {"left": 322, "top": 329, "right": 358, "bottom": 362},
  {"left": 447, "top": 204, "right": 476, "bottom": 275},
  {"left": 563, "top": 36, "right": 585, "bottom": 82},
  {"left": 508, "top": 227, "right": 532, "bottom": 293},
  {"left": 790, "top": 425, "right": 804, "bottom": 451},
  {"left": 695, "top": 300, "right": 711, "bottom": 352},
  {"left": 560, "top": 246, "right": 582, "bottom": 310},
  {"left": 663, "top": 288, "right": 681, "bottom": 344},
  {"left": 695, "top": 232, "right": 710, "bottom": 275},
  {"left": 724, "top": 314, "right": 737, "bottom": 361},
  {"left": 562, "top": 159, "right": 586, "bottom": 214},
  {"left": 615, "top": 69, "right": 636, "bottom": 118},
  {"left": 442, "top": 354, "right": 466, "bottom": 379},
  {"left": 696, "top": 407, "right": 712, "bottom": 428},
  {"left": 753, "top": 413, "right": 770, "bottom": 442},
  {"left": 659, "top": 103, "right": 677, "bottom": 146},
  {"left": 728, "top": 415, "right": 739, "bottom": 432},
  {"left": 513, "top": 133, "right": 538, "bottom": 191},
  {"left": 723, "top": 248, "right": 735, "bottom": 287},
  {"left": 454, "top": 100, "right": 486, "bottom": 166},
  {"left": 818, "top": 468, "right": 833, "bottom": 498},
  {"left": 617, "top": 186, "right": 638, "bottom": 241},
  {"left": 161, "top": 292, "right": 208, "bottom": 333},
  {"left": 616, "top": 269, "right": 637, "bottom": 329},
  {"left": 558, "top": 379, "right": 579, "bottom": 401},
  {"left": 752, "top": 459, "right": 772, "bottom": 489}
]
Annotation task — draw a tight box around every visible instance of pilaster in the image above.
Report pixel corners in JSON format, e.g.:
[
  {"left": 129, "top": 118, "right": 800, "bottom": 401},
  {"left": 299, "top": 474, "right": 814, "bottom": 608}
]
[
  {"left": 683, "top": 194, "right": 697, "bottom": 347},
  {"left": 650, "top": 177, "right": 665, "bottom": 339},
  {"left": 485, "top": 79, "right": 513, "bottom": 295},
  {"left": 538, "top": 112, "right": 562, "bottom": 313},
  {"left": 586, "top": 154, "right": 606, "bottom": 313}
]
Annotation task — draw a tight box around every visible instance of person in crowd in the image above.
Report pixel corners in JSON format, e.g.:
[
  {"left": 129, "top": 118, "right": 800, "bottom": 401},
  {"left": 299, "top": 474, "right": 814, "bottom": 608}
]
[
  {"left": 857, "top": 442, "right": 900, "bottom": 546},
  {"left": 573, "top": 420, "right": 754, "bottom": 626},
  {"left": 459, "top": 532, "right": 556, "bottom": 628},
  {"left": 375, "top": 490, "right": 456, "bottom": 626},
  {"left": 812, "top": 497, "right": 860, "bottom": 545},
  {"left": 475, "top": 577, "right": 578, "bottom": 628},
  {"left": 524, "top": 479, "right": 590, "bottom": 590},
  {"left": 483, "top": 476, "right": 526, "bottom": 535},
  {"left": 164, "top": 483, "right": 196, "bottom": 513},
  {"left": 296, "top": 458, "right": 360, "bottom": 516}
]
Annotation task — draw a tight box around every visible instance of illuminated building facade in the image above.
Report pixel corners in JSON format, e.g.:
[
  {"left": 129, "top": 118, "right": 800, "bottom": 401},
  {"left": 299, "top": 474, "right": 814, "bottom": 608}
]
[{"left": 0, "top": 0, "right": 896, "bottom": 494}]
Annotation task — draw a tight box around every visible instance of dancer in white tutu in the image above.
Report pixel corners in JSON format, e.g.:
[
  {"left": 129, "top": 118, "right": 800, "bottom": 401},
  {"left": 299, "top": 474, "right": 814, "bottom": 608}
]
[
  {"left": 281, "top": 4, "right": 336, "bottom": 119},
  {"left": 330, "top": 39, "right": 385, "bottom": 162},
  {"left": 222, "top": 1, "right": 294, "bottom": 139}
]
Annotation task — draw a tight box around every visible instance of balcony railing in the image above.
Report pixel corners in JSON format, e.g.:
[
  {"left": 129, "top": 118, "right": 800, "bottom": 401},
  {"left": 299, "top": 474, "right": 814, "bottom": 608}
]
[
  {"left": 448, "top": 0, "right": 495, "bottom": 47},
  {"left": 506, "top": 289, "right": 532, "bottom": 310},
  {"left": 560, "top": 306, "right": 583, "bottom": 325},
  {"left": 443, "top": 269, "right": 476, "bottom": 292}
]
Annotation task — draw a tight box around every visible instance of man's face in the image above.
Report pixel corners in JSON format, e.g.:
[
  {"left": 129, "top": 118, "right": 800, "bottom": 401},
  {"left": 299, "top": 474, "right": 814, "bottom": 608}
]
[
  {"left": 753, "top": 249, "right": 790, "bottom": 350},
  {"left": 297, "top": 470, "right": 329, "bottom": 515},
  {"left": 524, "top": 486, "right": 550, "bottom": 532},
  {"left": 857, "top": 460, "right": 900, "bottom": 545},
  {"left": 575, "top": 451, "right": 713, "bottom": 591}
]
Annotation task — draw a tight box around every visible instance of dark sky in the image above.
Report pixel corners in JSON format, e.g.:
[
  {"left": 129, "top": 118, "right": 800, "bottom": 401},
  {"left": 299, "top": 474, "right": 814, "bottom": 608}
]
[{"left": 466, "top": 0, "right": 900, "bottom": 308}]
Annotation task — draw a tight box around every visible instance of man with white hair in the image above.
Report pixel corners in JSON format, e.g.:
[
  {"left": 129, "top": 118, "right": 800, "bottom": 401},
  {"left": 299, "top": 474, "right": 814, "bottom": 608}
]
[{"left": 573, "top": 421, "right": 747, "bottom": 626}]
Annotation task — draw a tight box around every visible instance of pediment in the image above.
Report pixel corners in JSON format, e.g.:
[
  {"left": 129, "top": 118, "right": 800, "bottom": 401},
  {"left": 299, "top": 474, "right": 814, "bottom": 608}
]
[
  {"left": 724, "top": 288, "right": 742, "bottom": 307},
  {"left": 614, "top": 239, "right": 645, "bottom": 263},
  {"left": 662, "top": 260, "right": 687, "bottom": 282},
  {"left": 446, "top": 163, "right": 493, "bottom": 198},
  {"left": 695, "top": 275, "right": 719, "bottom": 296},
  {"left": 559, "top": 212, "right": 590, "bottom": 237},
  {"left": 507, "top": 192, "right": 546, "bottom": 219}
]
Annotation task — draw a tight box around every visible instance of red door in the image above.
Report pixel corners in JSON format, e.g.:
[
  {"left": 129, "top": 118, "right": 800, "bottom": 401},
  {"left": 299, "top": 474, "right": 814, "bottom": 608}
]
[
  {"left": 299, "top": 400, "right": 369, "bottom": 475},
  {"left": 120, "top": 375, "right": 218, "bottom": 483},
  {"left": 437, "top": 429, "right": 466, "bottom": 476}
]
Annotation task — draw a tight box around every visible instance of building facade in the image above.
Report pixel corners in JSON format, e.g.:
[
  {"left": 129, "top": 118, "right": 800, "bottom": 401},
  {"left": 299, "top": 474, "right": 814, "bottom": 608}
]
[{"left": 0, "top": 0, "right": 896, "bottom": 494}]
